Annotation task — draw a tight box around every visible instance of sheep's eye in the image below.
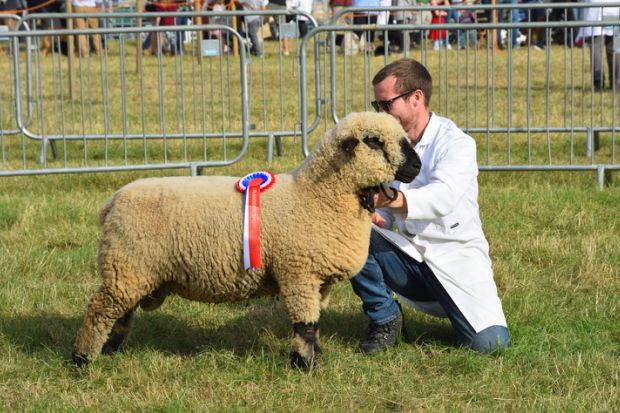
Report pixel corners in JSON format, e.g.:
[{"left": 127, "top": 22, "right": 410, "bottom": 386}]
[
  {"left": 363, "top": 136, "right": 384, "bottom": 150},
  {"left": 340, "top": 137, "right": 360, "bottom": 153}
]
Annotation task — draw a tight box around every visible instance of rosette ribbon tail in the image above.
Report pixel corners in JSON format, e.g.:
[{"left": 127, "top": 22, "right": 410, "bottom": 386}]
[
  {"left": 236, "top": 171, "right": 276, "bottom": 271},
  {"left": 243, "top": 178, "right": 262, "bottom": 270}
]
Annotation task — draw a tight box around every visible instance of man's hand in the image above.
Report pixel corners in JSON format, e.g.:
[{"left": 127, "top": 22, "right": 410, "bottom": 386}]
[
  {"left": 373, "top": 187, "right": 408, "bottom": 214},
  {"left": 372, "top": 212, "right": 389, "bottom": 228}
]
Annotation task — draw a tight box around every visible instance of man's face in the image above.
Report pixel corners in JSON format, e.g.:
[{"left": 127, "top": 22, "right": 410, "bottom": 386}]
[{"left": 373, "top": 75, "right": 422, "bottom": 141}]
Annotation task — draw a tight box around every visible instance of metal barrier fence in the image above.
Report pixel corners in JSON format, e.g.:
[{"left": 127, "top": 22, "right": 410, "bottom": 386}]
[
  {"left": 1, "top": 3, "right": 620, "bottom": 188},
  {"left": 0, "top": 14, "right": 22, "bottom": 137},
  {"left": 299, "top": 2, "right": 620, "bottom": 188},
  {"left": 0, "top": 9, "right": 319, "bottom": 176}
]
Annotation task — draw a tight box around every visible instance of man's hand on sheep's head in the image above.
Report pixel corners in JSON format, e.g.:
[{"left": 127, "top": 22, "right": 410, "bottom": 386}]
[
  {"left": 372, "top": 137, "right": 420, "bottom": 212},
  {"left": 357, "top": 133, "right": 421, "bottom": 213},
  {"left": 373, "top": 187, "right": 407, "bottom": 215}
]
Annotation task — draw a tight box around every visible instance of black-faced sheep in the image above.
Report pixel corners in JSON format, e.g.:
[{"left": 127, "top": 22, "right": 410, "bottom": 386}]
[{"left": 72, "top": 112, "right": 421, "bottom": 369}]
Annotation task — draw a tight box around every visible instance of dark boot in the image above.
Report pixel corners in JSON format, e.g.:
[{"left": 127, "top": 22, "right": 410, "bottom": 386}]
[{"left": 360, "top": 311, "right": 403, "bottom": 354}]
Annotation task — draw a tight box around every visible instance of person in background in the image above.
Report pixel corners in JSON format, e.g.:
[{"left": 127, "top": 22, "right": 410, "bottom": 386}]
[
  {"left": 351, "top": 0, "right": 380, "bottom": 52},
  {"left": 281, "top": 0, "right": 313, "bottom": 56},
  {"left": 329, "top": 0, "right": 352, "bottom": 49},
  {"left": 549, "top": 0, "right": 576, "bottom": 46},
  {"left": 522, "top": 0, "right": 547, "bottom": 51},
  {"left": 429, "top": 0, "right": 448, "bottom": 50},
  {"left": 497, "top": 0, "right": 520, "bottom": 49},
  {"left": 446, "top": 0, "right": 462, "bottom": 48},
  {"left": 480, "top": 0, "right": 519, "bottom": 48},
  {"left": 376, "top": 0, "right": 391, "bottom": 27},
  {"left": 577, "top": 0, "right": 620, "bottom": 91},
  {"left": 71, "top": 0, "right": 101, "bottom": 57},
  {"left": 350, "top": 58, "right": 510, "bottom": 356},
  {"left": 141, "top": 0, "right": 156, "bottom": 55},
  {"left": 457, "top": 0, "right": 477, "bottom": 49},
  {"left": 392, "top": 0, "right": 418, "bottom": 51},
  {"left": 201, "top": 0, "right": 232, "bottom": 54},
  {"left": 375, "top": 0, "right": 394, "bottom": 55},
  {"left": 152, "top": 0, "right": 183, "bottom": 56},
  {"left": 241, "top": 0, "right": 268, "bottom": 56},
  {"left": 0, "top": 0, "right": 25, "bottom": 55},
  {"left": 26, "top": 0, "right": 62, "bottom": 55}
]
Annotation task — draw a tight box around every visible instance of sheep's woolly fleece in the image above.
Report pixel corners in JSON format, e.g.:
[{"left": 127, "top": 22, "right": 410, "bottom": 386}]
[{"left": 72, "top": 111, "right": 420, "bottom": 369}]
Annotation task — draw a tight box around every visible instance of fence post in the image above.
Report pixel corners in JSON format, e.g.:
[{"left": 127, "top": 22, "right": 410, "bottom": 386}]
[
  {"left": 136, "top": 0, "right": 143, "bottom": 74},
  {"left": 196, "top": 0, "right": 203, "bottom": 60},
  {"left": 594, "top": 130, "right": 601, "bottom": 151},
  {"left": 232, "top": 1, "right": 238, "bottom": 56},
  {"left": 596, "top": 167, "right": 613, "bottom": 189},
  {"left": 66, "top": 0, "right": 75, "bottom": 101},
  {"left": 267, "top": 132, "right": 274, "bottom": 163},
  {"left": 586, "top": 130, "right": 601, "bottom": 158}
]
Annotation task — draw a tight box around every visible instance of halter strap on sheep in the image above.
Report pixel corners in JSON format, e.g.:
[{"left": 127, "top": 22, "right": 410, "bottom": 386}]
[
  {"left": 359, "top": 184, "right": 398, "bottom": 213},
  {"left": 235, "top": 171, "right": 276, "bottom": 271}
]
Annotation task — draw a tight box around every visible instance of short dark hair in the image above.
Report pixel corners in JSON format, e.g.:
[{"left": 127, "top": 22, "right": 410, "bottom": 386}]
[{"left": 372, "top": 59, "right": 433, "bottom": 107}]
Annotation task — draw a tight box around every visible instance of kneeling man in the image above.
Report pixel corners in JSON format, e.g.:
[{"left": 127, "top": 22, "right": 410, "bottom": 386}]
[{"left": 351, "top": 59, "right": 510, "bottom": 354}]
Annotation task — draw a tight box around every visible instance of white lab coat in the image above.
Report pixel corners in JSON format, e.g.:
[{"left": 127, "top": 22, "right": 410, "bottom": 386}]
[{"left": 374, "top": 113, "right": 507, "bottom": 333}]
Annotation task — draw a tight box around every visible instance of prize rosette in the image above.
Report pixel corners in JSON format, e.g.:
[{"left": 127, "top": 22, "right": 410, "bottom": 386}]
[{"left": 235, "top": 171, "right": 276, "bottom": 271}]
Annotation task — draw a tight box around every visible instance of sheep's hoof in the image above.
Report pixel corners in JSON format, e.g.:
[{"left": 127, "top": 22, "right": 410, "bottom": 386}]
[
  {"left": 71, "top": 352, "right": 89, "bottom": 368},
  {"left": 290, "top": 351, "right": 314, "bottom": 370}
]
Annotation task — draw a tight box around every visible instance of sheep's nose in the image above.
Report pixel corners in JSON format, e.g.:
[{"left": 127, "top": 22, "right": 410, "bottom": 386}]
[{"left": 394, "top": 139, "right": 421, "bottom": 183}]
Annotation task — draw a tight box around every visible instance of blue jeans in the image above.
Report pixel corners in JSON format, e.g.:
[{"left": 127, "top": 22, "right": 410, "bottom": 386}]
[
  {"left": 351, "top": 231, "right": 510, "bottom": 354},
  {"left": 446, "top": 9, "right": 460, "bottom": 46},
  {"left": 481, "top": 0, "right": 519, "bottom": 48},
  {"left": 245, "top": 19, "right": 263, "bottom": 56},
  {"left": 499, "top": 0, "right": 520, "bottom": 48}
]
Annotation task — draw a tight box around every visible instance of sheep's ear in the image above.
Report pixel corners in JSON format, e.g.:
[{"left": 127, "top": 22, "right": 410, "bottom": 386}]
[{"left": 340, "top": 137, "right": 359, "bottom": 154}]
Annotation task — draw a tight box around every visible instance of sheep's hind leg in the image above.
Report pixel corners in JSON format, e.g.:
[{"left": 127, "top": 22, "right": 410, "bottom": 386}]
[
  {"left": 139, "top": 284, "right": 170, "bottom": 312},
  {"left": 72, "top": 287, "right": 125, "bottom": 367},
  {"left": 101, "top": 310, "right": 136, "bottom": 355},
  {"left": 319, "top": 281, "right": 333, "bottom": 310},
  {"left": 72, "top": 279, "right": 150, "bottom": 367}
]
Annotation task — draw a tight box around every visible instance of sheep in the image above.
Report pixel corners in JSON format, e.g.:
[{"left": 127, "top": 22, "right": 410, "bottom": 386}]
[{"left": 71, "top": 112, "right": 421, "bottom": 369}]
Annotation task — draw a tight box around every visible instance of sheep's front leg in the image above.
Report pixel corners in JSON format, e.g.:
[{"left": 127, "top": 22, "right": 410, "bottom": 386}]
[
  {"left": 291, "top": 322, "right": 320, "bottom": 369},
  {"left": 278, "top": 279, "right": 322, "bottom": 370}
]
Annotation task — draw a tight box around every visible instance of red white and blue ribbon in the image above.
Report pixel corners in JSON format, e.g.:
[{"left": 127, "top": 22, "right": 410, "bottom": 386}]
[{"left": 235, "top": 171, "right": 276, "bottom": 271}]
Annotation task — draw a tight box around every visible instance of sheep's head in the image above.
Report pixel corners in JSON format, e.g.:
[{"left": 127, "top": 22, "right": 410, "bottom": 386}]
[{"left": 320, "top": 112, "right": 422, "bottom": 212}]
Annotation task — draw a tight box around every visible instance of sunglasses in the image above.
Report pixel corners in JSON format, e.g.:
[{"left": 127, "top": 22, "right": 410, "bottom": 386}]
[{"left": 371, "top": 89, "right": 416, "bottom": 112}]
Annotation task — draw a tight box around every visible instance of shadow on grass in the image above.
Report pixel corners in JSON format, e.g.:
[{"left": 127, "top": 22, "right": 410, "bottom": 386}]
[{"left": 0, "top": 302, "right": 458, "bottom": 363}]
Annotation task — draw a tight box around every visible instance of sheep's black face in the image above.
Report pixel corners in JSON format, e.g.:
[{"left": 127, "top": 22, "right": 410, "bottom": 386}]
[
  {"left": 356, "top": 135, "right": 420, "bottom": 183},
  {"left": 332, "top": 112, "right": 421, "bottom": 213},
  {"left": 357, "top": 136, "right": 421, "bottom": 213},
  {"left": 395, "top": 138, "right": 421, "bottom": 183}
]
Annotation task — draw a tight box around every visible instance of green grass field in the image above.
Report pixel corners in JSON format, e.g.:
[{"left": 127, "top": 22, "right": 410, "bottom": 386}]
[{"left": 1, "top": 39, "right": 619, "bottom": 412}]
